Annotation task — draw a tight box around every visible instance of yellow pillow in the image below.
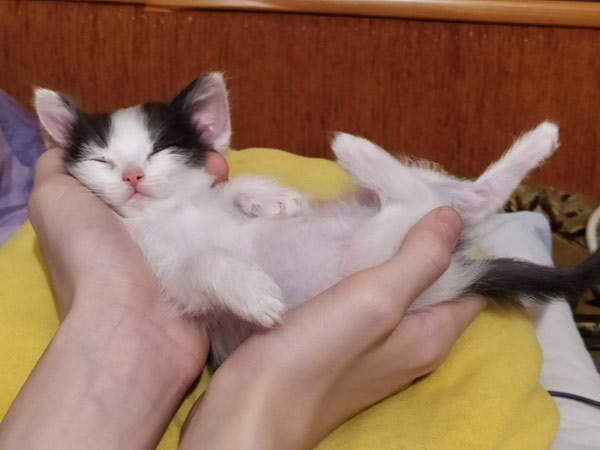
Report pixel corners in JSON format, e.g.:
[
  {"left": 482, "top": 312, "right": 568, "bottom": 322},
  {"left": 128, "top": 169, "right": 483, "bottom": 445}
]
[{"left": 0, "top": 148, "right": 558, "bottom": 449}]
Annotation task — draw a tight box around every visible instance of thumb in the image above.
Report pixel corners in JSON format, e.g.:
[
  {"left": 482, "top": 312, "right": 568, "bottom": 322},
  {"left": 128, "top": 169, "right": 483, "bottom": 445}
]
[
  {"left": 373, "top": 207, "right": 462, "bottom": 310},
  {"left": 205, "top": 151, "right": 229, "bottom": 182}
]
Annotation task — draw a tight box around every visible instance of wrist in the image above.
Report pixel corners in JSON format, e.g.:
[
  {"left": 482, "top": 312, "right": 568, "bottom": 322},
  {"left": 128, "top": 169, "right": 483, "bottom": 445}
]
[
  {"left": 0, "top": 288, "right": 205, "bottom": 450},
  {"left": 64, "top": 300, "right": 200, "bottom": 384},
  {"left": 70, "top": 276, "right": 207, "bottom": 374},
  {"left": 179, "top": 358, "right": 318, "bottom": 450}
]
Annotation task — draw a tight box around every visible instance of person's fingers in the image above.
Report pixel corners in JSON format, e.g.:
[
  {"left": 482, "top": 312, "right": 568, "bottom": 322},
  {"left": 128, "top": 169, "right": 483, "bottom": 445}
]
[
  {"left": 339, "top": 296, "right": 486, "bottom": 404},
  {"left": 300, "top": 207, "right": 463, "bottom": 352},
  {"left": 205, "top": 151, "right": 229, "bottom": 182},
  {"left": 422, "top": 296, "right": 487, "bottom": 344},
  {"left": 338, "top": 207, "right": 462, "bottom": 329},
  {"left": 33, "top": 147, "right": 67, "bottom": 185},
  {"left": 386, "top": 296, "right": 487, "bottom": 375},
  {"left": 376, "top": 207, "right": 462, "bottom": 304},
  {"left": 28, "top": 147, "right": 90, "bottom": 229}
]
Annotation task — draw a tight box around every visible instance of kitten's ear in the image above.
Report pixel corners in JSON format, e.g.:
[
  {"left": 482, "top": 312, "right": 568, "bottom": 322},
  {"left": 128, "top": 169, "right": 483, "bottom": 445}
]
[
  {"left": 171, "top": 73, "right": 231, "bottom": 153},
  {"left": 34, "top": 88, "right": 78, "bottom": 147}
]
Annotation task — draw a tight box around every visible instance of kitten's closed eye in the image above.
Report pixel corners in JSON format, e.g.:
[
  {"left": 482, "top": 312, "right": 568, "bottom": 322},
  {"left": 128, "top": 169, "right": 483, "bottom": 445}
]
[{"left": 88, "top": 157, "right": 116, "bottom": 169}]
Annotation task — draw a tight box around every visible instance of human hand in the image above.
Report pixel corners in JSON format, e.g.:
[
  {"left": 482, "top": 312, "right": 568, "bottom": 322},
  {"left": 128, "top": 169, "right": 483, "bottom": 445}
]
[
  {"left": 28, "top": 147, "right": 227, "bottom": 321},
  {"left": 0, "top": 148, "right": 227, "bottom": 450},
  {"left": 179, "top": 207, "right": 486, "bottom": 450},
  {"left": 26, "top": 146, "right": 210, "bottom": 368}
]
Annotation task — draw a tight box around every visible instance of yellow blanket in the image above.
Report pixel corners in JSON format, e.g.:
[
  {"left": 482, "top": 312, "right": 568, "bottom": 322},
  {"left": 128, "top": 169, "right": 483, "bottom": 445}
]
[{"left": 0, "top": 148, "right": 558, "bottom": 449}]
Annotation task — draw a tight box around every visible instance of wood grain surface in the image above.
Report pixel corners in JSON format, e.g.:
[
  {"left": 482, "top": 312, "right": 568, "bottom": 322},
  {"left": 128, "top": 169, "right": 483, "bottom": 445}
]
[
  {"left": 2, "top": 0, "right": 600, "bottom": 197},
  {"left": 77, "top": 0, "right": 600, "bottom": 28}
]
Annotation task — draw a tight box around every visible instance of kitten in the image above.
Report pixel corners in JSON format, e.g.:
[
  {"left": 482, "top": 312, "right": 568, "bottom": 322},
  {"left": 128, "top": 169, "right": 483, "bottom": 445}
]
[{"left": 34, "top": 73, "right": 600, "bottom": 366}]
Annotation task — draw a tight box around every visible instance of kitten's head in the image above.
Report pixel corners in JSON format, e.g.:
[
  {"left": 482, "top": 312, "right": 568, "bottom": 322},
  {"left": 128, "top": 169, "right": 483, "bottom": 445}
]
[{"left": 34, "top": 73, "right": 231, "bottom": 217}]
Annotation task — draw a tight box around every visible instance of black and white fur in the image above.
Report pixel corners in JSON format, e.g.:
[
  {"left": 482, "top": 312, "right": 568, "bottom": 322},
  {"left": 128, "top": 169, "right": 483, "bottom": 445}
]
[{"left": 34, "top": 73, "right": 600, "bottom": 366}]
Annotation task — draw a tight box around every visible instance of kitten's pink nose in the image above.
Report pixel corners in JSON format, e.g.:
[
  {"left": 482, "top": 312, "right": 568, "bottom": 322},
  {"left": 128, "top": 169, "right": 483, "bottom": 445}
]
[{"left": 123, "top": 168, "right": 144, "bottom": 188}]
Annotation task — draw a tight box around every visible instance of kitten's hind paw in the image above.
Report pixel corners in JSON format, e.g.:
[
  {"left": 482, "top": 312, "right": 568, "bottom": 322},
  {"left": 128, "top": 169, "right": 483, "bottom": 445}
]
[
  {"left": 331, "top": 133, "right": 386, "bottom": 176},
  {"left": 533, "top": 121, "right": 559, "bottom": 143},
  {"left": 331, "top": 133, "right": 403, "bottom": 196},
  {"left": 515, "top": 121, "right": 560, "bottom": 164}
]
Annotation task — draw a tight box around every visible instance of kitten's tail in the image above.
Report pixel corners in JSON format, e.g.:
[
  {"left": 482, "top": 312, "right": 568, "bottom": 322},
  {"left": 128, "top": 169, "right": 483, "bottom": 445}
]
[{"left": 465, "top": 249, "right": 600, "bottom": 307}]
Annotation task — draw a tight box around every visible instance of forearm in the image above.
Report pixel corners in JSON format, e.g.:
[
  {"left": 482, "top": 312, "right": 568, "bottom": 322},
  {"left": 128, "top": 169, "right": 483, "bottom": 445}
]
[
  {"left": 179, "top": 369, "right": 301, "bottom": 450},
  {"left": 178, "top": 349, "right": 329, "bottom": 450},
  {"left": 0, "top": 297, "right": 200, "bottom": 450}
]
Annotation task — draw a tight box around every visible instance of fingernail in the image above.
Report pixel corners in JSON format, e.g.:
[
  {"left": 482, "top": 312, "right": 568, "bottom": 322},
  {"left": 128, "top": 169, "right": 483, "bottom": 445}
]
[{"left": 436, "top": 207, "right": 462, "bottom": 244}]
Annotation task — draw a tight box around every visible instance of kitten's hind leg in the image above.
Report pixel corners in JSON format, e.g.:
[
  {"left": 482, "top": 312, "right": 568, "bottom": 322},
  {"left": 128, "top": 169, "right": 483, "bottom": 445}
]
[
  {"left": 222, "top": 175, "right": 309, "bottom": 218},
  {"left": 331, "top": 133, "right": 435, "bottom": 206},
  {"left": 443, "top": 122, "right": 559, "bottom": 223}
]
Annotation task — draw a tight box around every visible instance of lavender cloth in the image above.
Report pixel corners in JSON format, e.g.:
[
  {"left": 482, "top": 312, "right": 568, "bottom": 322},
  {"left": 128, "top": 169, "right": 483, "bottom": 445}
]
[{"left": 0, "top": 90, "right": 45, "bottom": 244}]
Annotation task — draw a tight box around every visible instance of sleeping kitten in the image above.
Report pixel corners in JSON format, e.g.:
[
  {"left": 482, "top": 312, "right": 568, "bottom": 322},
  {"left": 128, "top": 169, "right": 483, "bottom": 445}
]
[{"left": 34, "top": 73, "right": 600, "bottom": 366}]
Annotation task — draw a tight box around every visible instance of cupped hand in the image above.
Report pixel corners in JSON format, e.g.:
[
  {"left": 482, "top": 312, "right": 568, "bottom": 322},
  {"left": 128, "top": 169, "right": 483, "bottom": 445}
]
[
  {"left": 179, "top": 207, "right": 486, "bottom": 450},
  {"left": 0, "top": 148, "right": 226, "bottom": 450},
  {"left": 28, "top": 147, "right": 161, "bottom": 317},
  {"left": 27, "top": 148, "right": 221, "bottom": 370}
]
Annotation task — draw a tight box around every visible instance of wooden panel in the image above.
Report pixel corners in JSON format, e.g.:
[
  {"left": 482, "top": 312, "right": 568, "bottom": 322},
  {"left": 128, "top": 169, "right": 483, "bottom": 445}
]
[
  {"left": 2, "top": 0, "right": 600, "bottom": 198},
  {"left": 76, "top": 0, "right": 600, "bottom": 28}
]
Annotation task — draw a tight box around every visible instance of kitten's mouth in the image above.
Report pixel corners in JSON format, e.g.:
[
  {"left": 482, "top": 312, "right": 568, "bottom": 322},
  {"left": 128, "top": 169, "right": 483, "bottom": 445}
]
[
  {"left": 126, "top": 188, "right": 153, "bottom": 201},
  {"left": 130, "top": 192, "right": 152, "bottom": 199}
]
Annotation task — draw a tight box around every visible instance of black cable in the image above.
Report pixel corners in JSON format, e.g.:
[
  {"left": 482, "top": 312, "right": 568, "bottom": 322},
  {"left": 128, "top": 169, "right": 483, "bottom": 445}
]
[
  {"left": 548, "top": 390, "right": 600, "bottom": 408},
  {"left": 586, "top": 343, "right": 600, "bottom": 352}
]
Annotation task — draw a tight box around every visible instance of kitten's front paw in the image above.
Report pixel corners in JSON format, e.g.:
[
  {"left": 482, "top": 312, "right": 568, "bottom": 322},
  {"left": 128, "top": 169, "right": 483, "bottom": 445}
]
[
  {"left": 222, "top": 265, "right": 287, "bottom": 326},
  {"left": 246, "top": 293, "right": 286, "bottom": 327},
  {"left": 237, "top": 192, "right": 307, "bottom": 218}
]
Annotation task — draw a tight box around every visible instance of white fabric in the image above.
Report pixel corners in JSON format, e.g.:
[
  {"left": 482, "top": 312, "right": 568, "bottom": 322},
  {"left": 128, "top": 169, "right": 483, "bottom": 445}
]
[{"left": 481, "top": 212, "right": 600, "bottom": 448}]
